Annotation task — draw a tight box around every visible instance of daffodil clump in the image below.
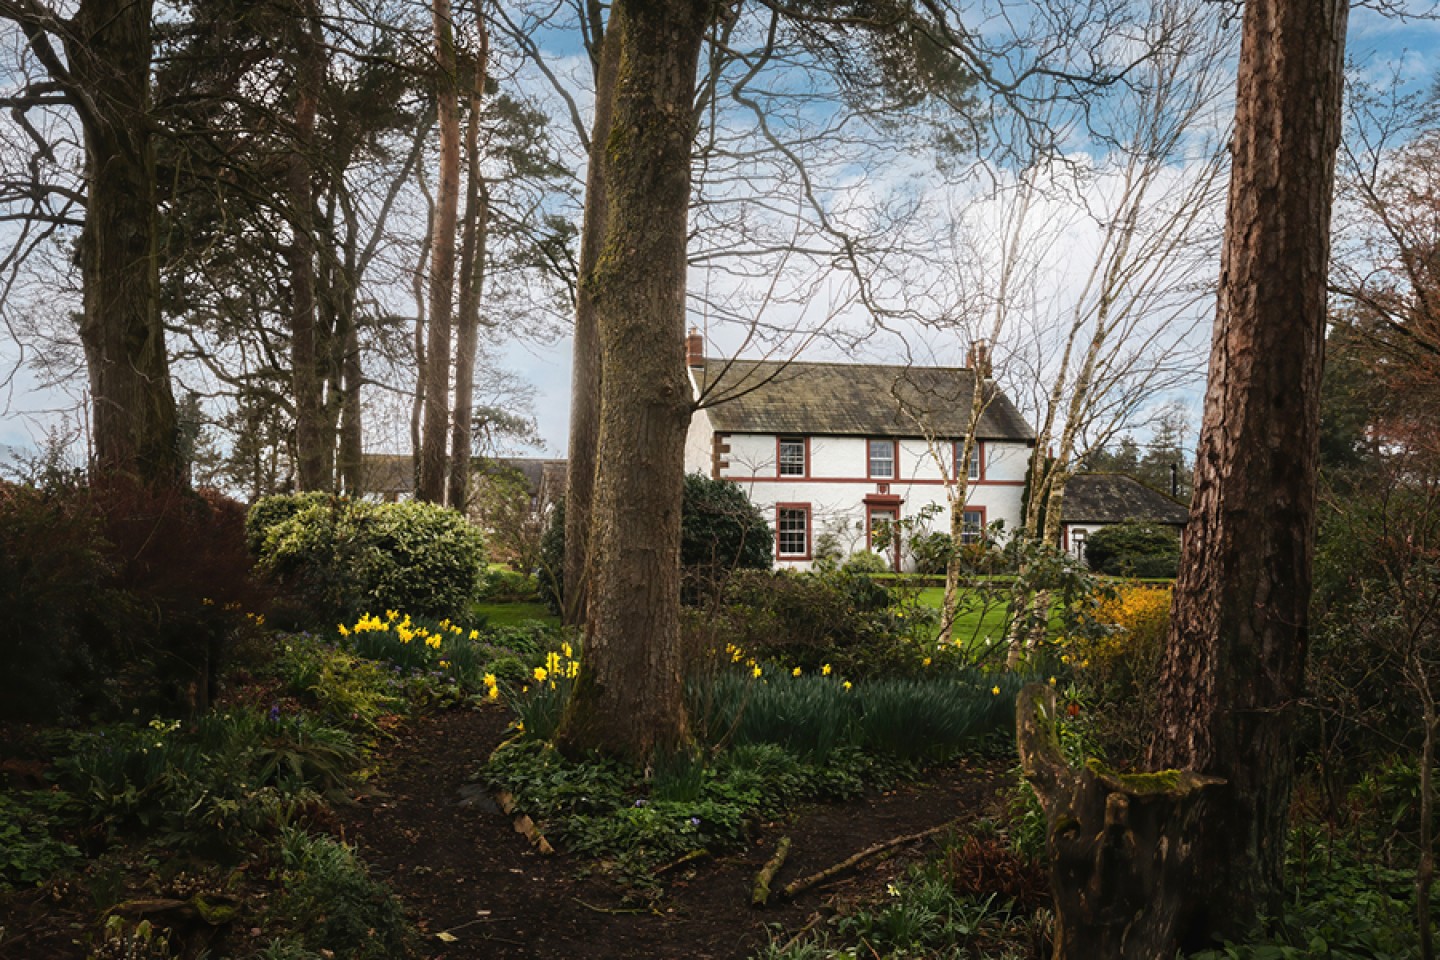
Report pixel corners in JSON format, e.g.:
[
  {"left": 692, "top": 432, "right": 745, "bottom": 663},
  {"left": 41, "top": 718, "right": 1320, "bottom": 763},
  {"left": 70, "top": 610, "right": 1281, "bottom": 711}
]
[
  {"left": 502, "top": 641, "right": 583, "bottom": 742},
  {"left": 336, "top": 610, "right": 490, "bottom": 690}
]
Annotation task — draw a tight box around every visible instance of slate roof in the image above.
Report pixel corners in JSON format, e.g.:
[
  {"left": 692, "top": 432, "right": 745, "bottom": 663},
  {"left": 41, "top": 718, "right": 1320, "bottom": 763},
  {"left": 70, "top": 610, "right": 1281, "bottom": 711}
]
[
  {"left": 1060, "top": 473, "right": 1190, "bottom": 526},
  {"left": 693, "top": 358, "right": 1035, "bottom": 441},
  {"left": 360, "top": 454, "right": 566, "bottom": 498}
]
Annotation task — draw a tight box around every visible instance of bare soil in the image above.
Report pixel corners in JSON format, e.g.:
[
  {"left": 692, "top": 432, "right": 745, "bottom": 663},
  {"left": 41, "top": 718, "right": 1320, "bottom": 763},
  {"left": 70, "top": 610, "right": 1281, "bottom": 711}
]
[
  {"left": 340, "top": 706, "right": 1012, "bottom": 960},
  {"left": 0, "top": 707, "right": 1014, "bottom": 960}
]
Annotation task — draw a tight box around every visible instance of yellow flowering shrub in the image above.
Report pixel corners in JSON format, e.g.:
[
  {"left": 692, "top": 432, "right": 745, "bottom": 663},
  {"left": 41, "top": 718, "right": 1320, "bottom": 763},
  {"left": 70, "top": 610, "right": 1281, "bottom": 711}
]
[
  {"left": 1080, "top": 584, "right": 1172, "bottom": 666},
  {"left": 1065, "top": 582, "right": 1172, "bottom": 761}
]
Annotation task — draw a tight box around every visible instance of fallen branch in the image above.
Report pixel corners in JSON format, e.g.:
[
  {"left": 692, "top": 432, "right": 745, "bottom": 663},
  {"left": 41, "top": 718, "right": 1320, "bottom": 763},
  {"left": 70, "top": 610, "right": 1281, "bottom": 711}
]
[
  {"left": 781, "top": 821, "right": 956, "bottom": 901},
  {"left": 656, "top": 847, "right": 711, "bottom": 876},
  {"left": 572, "top": 898, "right": 650, "bottom": 915},
  {"left": 751, "top": 836, "right": 792, "bottom": 907},
  {"left": 779, "top": 910, "right": 829, "bottom": 952}
]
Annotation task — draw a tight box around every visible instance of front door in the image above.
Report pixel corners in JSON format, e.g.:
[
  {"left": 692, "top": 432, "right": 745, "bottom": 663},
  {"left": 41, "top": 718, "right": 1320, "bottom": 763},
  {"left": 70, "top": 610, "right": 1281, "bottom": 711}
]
[{"left": 867, "top": 506, "right": 901, "bottom": 571}]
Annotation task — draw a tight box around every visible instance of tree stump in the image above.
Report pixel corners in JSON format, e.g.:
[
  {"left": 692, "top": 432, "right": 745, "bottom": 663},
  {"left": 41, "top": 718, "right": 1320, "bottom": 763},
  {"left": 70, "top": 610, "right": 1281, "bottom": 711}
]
[{"left": 1016, "top": 684, "right": 1226, "bottom": 959}]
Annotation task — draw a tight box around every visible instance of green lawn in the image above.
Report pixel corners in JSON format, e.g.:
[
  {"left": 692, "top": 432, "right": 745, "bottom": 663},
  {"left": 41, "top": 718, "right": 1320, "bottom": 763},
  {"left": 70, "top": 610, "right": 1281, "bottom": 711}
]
[
  {"left": 911, "top": 586, "right": 1012, "bottom": 646},
  {"left": 473, "top": 601, "right": 560, "bottom": 629}
]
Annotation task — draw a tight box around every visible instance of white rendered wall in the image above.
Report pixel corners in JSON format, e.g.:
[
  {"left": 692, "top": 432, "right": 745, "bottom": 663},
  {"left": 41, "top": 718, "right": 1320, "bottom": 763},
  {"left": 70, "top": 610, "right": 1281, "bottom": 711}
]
[{"left": 704, "top": 431, "right": 1031, "bottom": 571}]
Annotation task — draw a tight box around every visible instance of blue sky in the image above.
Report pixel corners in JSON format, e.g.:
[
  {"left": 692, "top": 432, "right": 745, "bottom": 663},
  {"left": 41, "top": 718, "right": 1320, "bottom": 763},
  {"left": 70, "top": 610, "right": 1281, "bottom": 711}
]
[{"left": 5, "top": 5, "right": 1440, "bottom": 471}]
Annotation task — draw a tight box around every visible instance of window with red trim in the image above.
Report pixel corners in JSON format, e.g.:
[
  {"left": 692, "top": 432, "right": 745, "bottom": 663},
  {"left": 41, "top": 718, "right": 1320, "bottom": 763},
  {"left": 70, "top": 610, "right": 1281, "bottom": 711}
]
[
  {"left": 955, "top": 440, "right": 984, "bottom": 481},
  {"left": 868, "top": 439, "right": 896, "bottom": 479},
  {"left": 778, "top": 437, "right": 806, "bottom": 477},
  {"left": 777, "top": 505, "right": 810, "bottom": 558}
]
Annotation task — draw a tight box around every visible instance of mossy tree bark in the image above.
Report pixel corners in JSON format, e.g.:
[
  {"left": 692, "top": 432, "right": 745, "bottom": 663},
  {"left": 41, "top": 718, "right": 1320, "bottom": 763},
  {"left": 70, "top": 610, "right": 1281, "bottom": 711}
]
[
  {"left": 30, "top": 0, "right": 182, "bottom": 490},
  {"left": 562, "top": 17, "right": 620, "bottom": 627},
  {"left": 287, "top": 0, "right": 329, "bottom": 492},
  {"left": 1143, "top": 0, "right": 1347, "bottom": 944},
  {"left": 555, "top": 0, "right": 713, "bottom": 762},
  {"left": 1017, "top": 684, "right": 1224, "bottom": 957}
]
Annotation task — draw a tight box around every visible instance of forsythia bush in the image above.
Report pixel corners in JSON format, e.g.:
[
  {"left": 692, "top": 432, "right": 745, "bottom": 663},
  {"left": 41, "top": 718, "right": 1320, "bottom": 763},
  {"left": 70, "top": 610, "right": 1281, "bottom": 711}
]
[
  {"left": 1066, "top": 583, "right": 1172, "bottom": 762},
  {"left": 252, "top": 496, "right": 486, "bottom": 624},
  {"left": 1084, "top": 583, "right": 1172, "bottom": 666}
]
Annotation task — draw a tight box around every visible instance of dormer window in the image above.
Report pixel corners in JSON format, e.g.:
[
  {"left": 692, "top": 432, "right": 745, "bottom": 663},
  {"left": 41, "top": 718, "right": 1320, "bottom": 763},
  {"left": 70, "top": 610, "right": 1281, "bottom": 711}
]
[
  {"left": 778, "top": 437, "right": 806, "bottom": 477},
  {"left": 868, "top": 439, "right": 896, "bottom": 479}
]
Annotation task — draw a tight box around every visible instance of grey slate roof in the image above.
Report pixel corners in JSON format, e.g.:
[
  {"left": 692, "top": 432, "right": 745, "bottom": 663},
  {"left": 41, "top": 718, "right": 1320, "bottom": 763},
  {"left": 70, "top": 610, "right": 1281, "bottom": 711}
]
[
  {"left": 1060, "top": 473, "right": 1190, "bottom": 525},
  {"left": 694, "top": 358, "right": 1035, "bottom": 441},
  {"left": 360, "top": 454, "right": 566, "bottom": 498}
]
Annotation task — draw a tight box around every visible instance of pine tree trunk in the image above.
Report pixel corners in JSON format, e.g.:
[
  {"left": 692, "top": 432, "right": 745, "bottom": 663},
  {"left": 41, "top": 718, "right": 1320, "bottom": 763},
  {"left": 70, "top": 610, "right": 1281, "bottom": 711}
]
[
  {"left": 69, "top": 0, "right": 181, "bottom": 490},
  {"left": 417, "top": 0, "right": 462, "bottom": 504},
  {"left": 1144, "top": 0, "right": 1347, "bottom": 942},
  {"left": 448, "top": 16, "right": 491, "bottom": 513},
  {"left": 562, "top": 19, "right": 620, "bottom": 626},
  {"left": 555, "top": 0, "right": 711, "bottom": 763}
]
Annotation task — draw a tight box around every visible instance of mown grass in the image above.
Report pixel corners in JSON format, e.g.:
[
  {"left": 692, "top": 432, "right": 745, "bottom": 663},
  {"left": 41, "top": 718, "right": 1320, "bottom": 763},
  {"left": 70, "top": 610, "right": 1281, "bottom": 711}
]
[{"left": 472, "top": 600, "right": 559, "bottom": 628}]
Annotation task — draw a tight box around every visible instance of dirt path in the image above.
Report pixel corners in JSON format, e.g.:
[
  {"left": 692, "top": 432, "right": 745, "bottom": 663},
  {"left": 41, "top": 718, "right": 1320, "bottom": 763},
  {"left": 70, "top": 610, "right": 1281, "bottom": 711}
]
[{"left": 340, "top": 706, "right": 1010, "bottom": 960}]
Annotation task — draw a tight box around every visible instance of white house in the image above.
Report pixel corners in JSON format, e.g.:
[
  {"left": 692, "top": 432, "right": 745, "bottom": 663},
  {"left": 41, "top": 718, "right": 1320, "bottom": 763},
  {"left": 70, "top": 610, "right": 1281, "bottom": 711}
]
[{"left": 682, "top": 335, "right": 1036, "bottom": 571}]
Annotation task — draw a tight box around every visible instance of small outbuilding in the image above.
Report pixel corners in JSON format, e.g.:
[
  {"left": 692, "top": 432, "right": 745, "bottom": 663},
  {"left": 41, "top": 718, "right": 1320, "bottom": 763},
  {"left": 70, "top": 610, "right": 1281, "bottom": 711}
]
[{"left": 1059, "top": 473, "right": 1189, "bottom": 561}]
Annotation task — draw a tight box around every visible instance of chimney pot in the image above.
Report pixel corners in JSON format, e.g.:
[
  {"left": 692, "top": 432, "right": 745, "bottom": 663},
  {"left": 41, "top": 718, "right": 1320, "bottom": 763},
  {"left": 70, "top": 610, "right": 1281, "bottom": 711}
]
[{"left": 686, "top": 329, "right": 705, "bottom": 368}]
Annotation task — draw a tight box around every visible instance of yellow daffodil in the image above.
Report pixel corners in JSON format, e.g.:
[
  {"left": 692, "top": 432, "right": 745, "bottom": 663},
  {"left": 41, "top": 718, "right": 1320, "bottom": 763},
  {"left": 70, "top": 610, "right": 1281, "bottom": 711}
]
[
  {"left": 440, "top": 660, "right": 450, "bottom": 668},
  {"left": 821, "top": 664, "right": 832, "bottom": 676},
  {"left": 922, "top": 657, "right": 932, "bottom": 667},
  {"left": 1048, "top": 676, "right": 1057, "bottom": 686},
  {"left": 470, "top": 629, "right": 480, "bottom": 641},
  {"left": 482, "top": 673, "right": 497, "bottom": 687},
  {"left": 792, "top": 667, "right": 802, "bottom": 677},
  {"left": 533, "top": 667, "right": 548, "bottom": 682},
  {"left": 338, "top": 624, "right": 349, "bottom": 637},
  {"left": 991, "top": 685, "right": 1001, "bottom": 695},
  {"left": 752, "top": 665, "right": 762, "bottom": 679},
  {"left": 562, "top": 642, "right": 574, "bottom": 659},
  {"left": 842, "top": 681, "right": 853, "bottom": 691},
  {"left": 487, "top": 686, "right": 500, "bottom": 701}
]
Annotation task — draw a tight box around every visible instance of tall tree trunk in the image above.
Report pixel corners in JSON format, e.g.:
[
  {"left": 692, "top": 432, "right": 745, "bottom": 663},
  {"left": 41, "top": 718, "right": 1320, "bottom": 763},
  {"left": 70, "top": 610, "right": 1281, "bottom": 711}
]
[
  {"left": 417, "top": 0, "right": 462, "bottom": 504},
  {"left": 562, "top": 16, "right": 621, "bottom": 626},
  {"left": 1020, "top": 2, "right": 1348, "bottom": 955},
  {"left": 287, "top": 0, "right": 328, "bottom": 491},
  {"left": 1145, "top": 0, "right": 1347, "bottom": 942},
  {"left": 556, "top": 0, "right": 711, "bottom": 763},
  {"left": 338, "top": 317, "right": 363, "bottom": 494},
  {"left": 448, "top": 12, "right": 491, "bottom": 513},
  {"left": 410, "top": 156, "right": 434, "bottom": 490},
  {"left": 67, "top": 0, "right": 180, "bottom": 490}
]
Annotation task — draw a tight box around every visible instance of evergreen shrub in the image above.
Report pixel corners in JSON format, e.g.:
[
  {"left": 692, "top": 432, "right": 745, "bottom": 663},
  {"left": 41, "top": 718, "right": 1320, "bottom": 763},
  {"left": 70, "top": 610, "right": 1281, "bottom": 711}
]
[
  {"left": 538, "top": 473, "right": 773, "bottom": 610},
  {"left": 251, "top": 496, "right": 486, "bottom": 624},
  {"left": 1083, "top": 521, "right": 1180, "bottom": 578}
]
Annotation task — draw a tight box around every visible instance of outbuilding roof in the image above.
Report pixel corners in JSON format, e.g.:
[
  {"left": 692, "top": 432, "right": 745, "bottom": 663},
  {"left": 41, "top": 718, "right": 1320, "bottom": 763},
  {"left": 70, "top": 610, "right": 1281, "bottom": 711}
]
[
  {"left": 693, "top": 358, "right": 1035, "bottom": 441},
  {"left": 1060, "top": 473, "right": 1190, "bottom": 526}
]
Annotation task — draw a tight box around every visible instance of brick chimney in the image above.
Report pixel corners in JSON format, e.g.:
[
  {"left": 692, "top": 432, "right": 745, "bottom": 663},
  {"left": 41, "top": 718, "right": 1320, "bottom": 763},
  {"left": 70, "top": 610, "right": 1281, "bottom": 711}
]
[{"left": 686, "top": 328, "right": 705, "bottom": 368}]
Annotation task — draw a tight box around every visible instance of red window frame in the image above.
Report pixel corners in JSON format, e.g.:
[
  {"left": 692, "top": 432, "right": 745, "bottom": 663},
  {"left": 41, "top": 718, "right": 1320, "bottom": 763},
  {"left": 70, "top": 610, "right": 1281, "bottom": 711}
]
[
  {"left": 776, "top": 436, "right": 809, "bottom": 479},
  {"left": 955, "top": 440, "right": 985, "bottom": 482},
  {"left": 867, "top": 438, "right": 898, "bottom": 480},
  {"left": 775, "top": 503, "right": 812, "bottom": 560},
  {"left": 960, "top": 505, "right": 988, "bottom": 544}
]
